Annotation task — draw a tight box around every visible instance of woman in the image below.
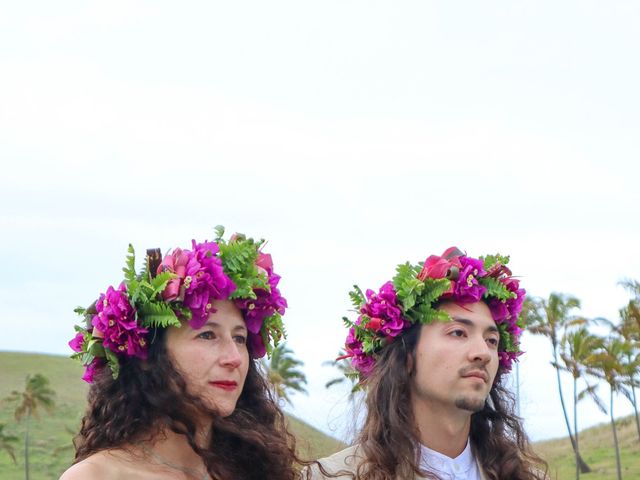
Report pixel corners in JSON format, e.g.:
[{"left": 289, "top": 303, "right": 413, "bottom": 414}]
[{"left": 61, "top": 227, "right": 301, "bottom": 480}]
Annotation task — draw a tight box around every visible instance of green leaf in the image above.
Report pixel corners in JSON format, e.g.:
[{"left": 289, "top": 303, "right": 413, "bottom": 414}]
[
  {"left": 349, "top": 285, "right": 366, "bottom": 309},
  {"left": 482, "top": 253, "right": 510, "bottom": 269},
  {"left": 150, "top": 271, "right": 175, "bottom": 297},
  {"left": 103, "top": 348, "right": 120, "bottom": 379},
  {"left": 419, "top": 278, "right": 451, "bottom": 305},
  {"left": 122, "top": 244, "right": 137, "bottom": 286},
  {"left": 480, "top": 276, "right": 515, "bottom": 301},
  {"left": 393, "top": 262, "right": 424, "bottom": 311},
  {"left": 138, "top": 301, "right": 181, "bottom": 328},
  {"left": 214, "top": 225, "right": 225, "bottom": 241}
]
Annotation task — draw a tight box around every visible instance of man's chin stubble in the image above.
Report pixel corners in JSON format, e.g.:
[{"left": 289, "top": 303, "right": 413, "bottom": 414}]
[{"left": 454, "top": 395, "right": 486, "bottom": 413}]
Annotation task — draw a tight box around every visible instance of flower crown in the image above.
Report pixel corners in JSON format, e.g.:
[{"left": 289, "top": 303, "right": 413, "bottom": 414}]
[
  {"left": 69, "top": 226, "right": 287, "bottom": 383},
  {"left": 342, "top": 247, "right": 525, "bottom": 379}
]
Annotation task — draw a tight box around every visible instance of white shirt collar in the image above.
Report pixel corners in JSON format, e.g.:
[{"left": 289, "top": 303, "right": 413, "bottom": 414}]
[{"left": 419, "top": 439, "right": 480, "bottom": 479}]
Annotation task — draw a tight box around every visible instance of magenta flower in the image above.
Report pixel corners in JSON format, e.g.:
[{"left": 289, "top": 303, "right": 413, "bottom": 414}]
[
  {"left": 344, "top": 326, "right": 375, "bottom": 376},
  {"left": 499, "top": 350, "right": 523, "bottom": 371},
  {"left": 182, "top": 240, "right": 236, "bottom": 329},
  {"left": 82, "top": 358, "right": 102, "bottom": 383},
  {"left": 235, "top": 272, "right": 287, "bottom": 358},
  {"left": 68, "top": 332, "right": 85, "bottom": 353},
  {"left": 451, "top": 256, "right": 487, "bottom": 303},
  {"left": 91, "top": 284, "right": 149, "bottom": 359},
  {"left": 361, "top": 282, "right": 408, "bottom": 338}
]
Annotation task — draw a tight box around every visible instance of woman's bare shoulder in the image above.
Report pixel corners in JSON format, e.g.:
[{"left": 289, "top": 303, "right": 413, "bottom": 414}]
[
  {"left": 59, "top": 450, "right": 135, "bottom": 480},
  {"left": 60, "top": 452, "right": 115, "bottom": 480}
]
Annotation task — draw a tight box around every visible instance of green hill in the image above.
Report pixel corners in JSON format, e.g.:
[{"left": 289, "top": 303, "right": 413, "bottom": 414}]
[
  {"left": 535, "top": 414, "right": 640, "bottom": 480},
  {"left": 0, "top": 351, "right": 344, "bottom": 479}
]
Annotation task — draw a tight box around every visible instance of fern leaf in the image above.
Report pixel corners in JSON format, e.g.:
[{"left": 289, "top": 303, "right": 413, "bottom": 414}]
[
  {"left": 138, "top": 302, "right": 181, "bottom": 328},
  {"left": 481, "top": 277, "right": 515, "bottom": 301},
  {"left": 122, "top": 244, "right": 137, "bottom": 286}
]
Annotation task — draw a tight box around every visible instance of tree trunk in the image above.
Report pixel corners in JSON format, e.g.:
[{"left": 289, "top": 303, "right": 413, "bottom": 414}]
[
  {"left": 24, "top": 411, "right": 30, "bottom": 480},
  {"left": 610, "top": 386, "right": 622, "bottom": 480},
  {"left": 553, "top": 346, "right": 590, "bottom": 473},
  {"left": 631, "top": 383, "right": 640, "bottom": 442},
  {"left": 574, "top": 377, "right": 579, "bottom": 480}
]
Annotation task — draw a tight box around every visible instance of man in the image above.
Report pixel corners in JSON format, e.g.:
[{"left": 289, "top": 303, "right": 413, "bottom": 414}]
[{"left": 306, "top": 248, "right": 547, "bottom": 480}]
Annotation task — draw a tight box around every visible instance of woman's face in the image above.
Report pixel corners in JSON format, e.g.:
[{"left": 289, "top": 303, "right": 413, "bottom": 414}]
[{"left": 165, "top": 299, "right": 250, "bottom": 417}]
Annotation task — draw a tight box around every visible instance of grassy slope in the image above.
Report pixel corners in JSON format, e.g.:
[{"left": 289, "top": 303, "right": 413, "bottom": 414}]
[
  {"left": 534, "top": 413, "right": 640, "bottom": 480},
  {"left": 0, "top": 351, "right": 344, "bottom": 480}
]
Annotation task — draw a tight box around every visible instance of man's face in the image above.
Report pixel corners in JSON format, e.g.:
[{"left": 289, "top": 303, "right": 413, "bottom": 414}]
[{"left": 410, "top": 301, "right": 500, "bottom": 414}]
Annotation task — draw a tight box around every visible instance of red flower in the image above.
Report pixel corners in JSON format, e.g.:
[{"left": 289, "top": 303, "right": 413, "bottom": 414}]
[{"left": 417, "top": 246, "right": 464, "bottom": 281}]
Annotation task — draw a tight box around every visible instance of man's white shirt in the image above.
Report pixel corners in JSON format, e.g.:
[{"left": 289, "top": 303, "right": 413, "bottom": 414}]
[{"left": 419, "top": 440, "right": 482, "bottom": 480}]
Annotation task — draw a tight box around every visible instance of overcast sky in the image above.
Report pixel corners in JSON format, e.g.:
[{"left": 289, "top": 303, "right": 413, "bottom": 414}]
[{"left": 1, "top": 1, "right": 639, "bottom": 443}]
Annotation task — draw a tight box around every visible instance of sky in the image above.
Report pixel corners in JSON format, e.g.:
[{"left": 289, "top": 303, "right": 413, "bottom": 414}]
[{"left": 1, "top": 1, "right": 639, "bottom": 443}]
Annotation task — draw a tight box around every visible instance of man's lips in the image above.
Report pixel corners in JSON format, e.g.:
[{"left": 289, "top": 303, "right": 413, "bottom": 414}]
[
  {"left": 210, "top": 380, "right": 238, "bottom": 391},
  {"left": 461, "top": 370, "right": 489, "bottom": 382}
]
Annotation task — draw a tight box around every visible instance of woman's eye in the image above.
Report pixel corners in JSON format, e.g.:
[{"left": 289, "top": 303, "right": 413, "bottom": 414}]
[
  {"left": 198, "top": 331, "right": 215, "bottom": 340},
  {"left": 486, "top": 337, "right": 499, "bottom": 347},
  {"left": 234, "top": 335, "right": 247, "bottom": 345},
  {"left": 450, "top": 329, "right": 465, "bottom": 338}
]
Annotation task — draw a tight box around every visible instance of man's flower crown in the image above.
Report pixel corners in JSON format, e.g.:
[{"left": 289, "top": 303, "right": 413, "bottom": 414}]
[
  {"left": 342, "top": 247, "right": 525, "bottom": 379},
  {"left": 69, "top": 226, "right": 287, "bottom": 383}
]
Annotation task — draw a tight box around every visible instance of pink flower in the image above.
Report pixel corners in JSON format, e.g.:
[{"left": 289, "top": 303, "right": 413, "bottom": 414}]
[
  {"left": 159, "top": 248, "right": 190, "bottom": 301},
  {"left": 255, "top": 253, "right": 273, "bottom": 273},
  {"left": 417, "top": 247, "right": 463, "bottom": 281}
]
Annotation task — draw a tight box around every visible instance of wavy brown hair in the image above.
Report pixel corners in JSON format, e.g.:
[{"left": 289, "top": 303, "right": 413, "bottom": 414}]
[
  {"left": 348, "top": 323, "right": 548, "bottom": 480},
  {"left": 73, "top": 326, "right": 304, "bottom": 480}
]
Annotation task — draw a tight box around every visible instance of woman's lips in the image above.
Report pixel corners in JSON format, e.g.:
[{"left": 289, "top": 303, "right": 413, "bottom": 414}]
[{"left": 210, "top": 380, "right": 238, "bottom": 391}]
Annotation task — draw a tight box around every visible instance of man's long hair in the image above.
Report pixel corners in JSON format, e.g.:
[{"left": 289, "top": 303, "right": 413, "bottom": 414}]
[
  {"left": 353, "top": 323, "right": 548, "bottom": 480},
  {"left": 73, "top": 326, "right": 304, "bottom": 480}
]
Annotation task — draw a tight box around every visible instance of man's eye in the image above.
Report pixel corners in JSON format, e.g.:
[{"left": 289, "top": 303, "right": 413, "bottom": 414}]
[
  {"left": 487, "top": 337, "right": 499, "bottom": 347},
  {"left": 450, "top": 329, "right": 465, "bottom": 337},
  {"left": 198, "top": 331, "right": 215, "bottom": 340}
]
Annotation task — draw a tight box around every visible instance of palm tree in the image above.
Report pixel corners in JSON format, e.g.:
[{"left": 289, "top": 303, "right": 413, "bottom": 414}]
[
  {"left": 324, "top": 350, "right": 363, "bottom": 430},
  {"left": 0, "top": 423, "right": 18, "bottom": 464},
  {"left": 617, "top": 300, "right": 640, "bottom": 440},
  {"left": 588, "top": 337, "right": 627, "bottom": 480},
  {"left": 560, "top": 327, "right": 605, "bottom": 480},
  {"left": 263, "top": 343, "right": 308, "bottom": 405},
  {"left": 4, "top": 374, "right": 55, "bottom": 480},
  {"left": 525, "top": 293, "right": 591, "bottom": 473},
  {"left": 323, "top": 349, "right": 359, "bottom": 392}
]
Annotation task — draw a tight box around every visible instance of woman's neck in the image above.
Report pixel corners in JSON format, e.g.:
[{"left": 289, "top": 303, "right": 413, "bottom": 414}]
[{"left": 146, "top": 426, "right": 210, "bottom": 472}]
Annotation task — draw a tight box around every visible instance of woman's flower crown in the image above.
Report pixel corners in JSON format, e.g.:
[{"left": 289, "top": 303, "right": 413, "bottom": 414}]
[
  {"left": 342, "top": 247, "right": 525, "bottom": 379},
  {"left": 69, "top": 226, "right": 287, "bottom": 383}
]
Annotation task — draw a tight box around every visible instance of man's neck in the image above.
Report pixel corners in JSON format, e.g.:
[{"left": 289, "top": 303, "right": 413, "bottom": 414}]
[{"left": 412, "top": 398, "right": 472, "bottom": 458}]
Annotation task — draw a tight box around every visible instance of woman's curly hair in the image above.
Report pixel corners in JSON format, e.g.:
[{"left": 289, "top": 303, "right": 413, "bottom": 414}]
[{"left": 73, "top": 326, "right": 304, "bottom": 480}]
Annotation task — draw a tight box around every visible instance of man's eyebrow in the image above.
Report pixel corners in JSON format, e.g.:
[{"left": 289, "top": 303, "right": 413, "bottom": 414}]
[{"left": 451, "top": 317, "right": 499, "bottom": 333}]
